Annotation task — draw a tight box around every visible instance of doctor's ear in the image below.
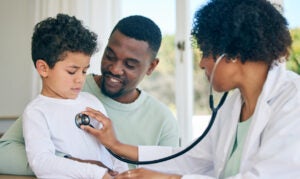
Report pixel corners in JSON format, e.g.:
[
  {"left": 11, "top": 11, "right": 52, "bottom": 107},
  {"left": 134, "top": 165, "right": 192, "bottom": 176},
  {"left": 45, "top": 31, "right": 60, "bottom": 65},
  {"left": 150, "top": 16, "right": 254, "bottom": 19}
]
[
  {"left": 36, "top": 59, "right": 49, "bottom": 77},
  {"left": 225, "top": 55, "right": 240, "bottom": 63}
]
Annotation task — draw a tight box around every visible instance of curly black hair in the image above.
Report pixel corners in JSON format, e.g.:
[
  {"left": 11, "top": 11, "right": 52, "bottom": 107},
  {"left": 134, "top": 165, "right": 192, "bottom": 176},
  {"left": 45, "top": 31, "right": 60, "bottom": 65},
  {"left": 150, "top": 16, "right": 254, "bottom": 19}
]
[
  {"left": 191, "top": 0, "right": 292, "bottom": 65},
  {"left": 111, "top": 15, "right": 162, "bottom": 58},
  {"left": 31, "top": 13, "right": 98, "bottom": 68}
]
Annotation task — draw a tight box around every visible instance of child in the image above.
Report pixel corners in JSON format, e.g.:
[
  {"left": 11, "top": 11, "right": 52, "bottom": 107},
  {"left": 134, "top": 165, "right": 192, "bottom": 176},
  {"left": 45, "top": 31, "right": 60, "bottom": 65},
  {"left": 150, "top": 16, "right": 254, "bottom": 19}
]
[{"left": 22, "top": 13, "right": 127, "bottom": 179}]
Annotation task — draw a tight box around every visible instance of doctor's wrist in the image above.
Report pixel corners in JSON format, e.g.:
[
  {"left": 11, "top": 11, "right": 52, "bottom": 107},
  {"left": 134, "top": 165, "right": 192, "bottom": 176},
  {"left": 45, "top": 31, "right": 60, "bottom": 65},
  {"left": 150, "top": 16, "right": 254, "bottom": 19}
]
[
  {"left": 105, "top": 139, "right": 122, "bottom": 152},
  {"left": 109, "top": 142, "right": 138, "bottom": 161}
]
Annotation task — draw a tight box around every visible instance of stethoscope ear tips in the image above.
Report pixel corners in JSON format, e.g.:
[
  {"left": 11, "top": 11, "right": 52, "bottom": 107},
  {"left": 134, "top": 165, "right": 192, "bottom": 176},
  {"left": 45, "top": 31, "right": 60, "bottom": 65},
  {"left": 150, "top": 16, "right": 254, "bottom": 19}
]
[{"left": 75, "top": 113, "right": 91, "bottom": 129}]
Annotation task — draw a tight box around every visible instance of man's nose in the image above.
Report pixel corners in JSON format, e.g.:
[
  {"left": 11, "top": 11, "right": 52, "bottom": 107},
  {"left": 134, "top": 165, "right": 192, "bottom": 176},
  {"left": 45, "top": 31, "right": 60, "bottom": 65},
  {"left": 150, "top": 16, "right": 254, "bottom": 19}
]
[{"left": 109, "top": 61, "right": 124, "bottom": 75}]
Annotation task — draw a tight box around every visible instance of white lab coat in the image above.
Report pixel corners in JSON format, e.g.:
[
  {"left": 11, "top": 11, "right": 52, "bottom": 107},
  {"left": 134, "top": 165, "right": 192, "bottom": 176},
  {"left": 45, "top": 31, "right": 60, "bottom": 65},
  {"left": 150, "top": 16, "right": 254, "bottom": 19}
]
[{"left": 139, "top": 65, "right": 300, "bottom": 179}]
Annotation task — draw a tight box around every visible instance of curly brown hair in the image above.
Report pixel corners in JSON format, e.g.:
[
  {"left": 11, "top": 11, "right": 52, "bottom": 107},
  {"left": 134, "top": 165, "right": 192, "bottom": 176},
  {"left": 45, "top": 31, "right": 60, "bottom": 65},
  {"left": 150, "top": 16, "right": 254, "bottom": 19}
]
[{"left": 31, "top": 13, "right": 98, "bottom": 68}]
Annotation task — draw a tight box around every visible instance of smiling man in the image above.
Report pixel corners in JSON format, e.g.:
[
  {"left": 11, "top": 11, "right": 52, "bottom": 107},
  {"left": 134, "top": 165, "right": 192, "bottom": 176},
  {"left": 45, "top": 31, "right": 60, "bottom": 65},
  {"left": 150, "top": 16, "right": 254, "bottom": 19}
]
[{"left": 84, "top": 15, "right": 179, "bottom": 154}]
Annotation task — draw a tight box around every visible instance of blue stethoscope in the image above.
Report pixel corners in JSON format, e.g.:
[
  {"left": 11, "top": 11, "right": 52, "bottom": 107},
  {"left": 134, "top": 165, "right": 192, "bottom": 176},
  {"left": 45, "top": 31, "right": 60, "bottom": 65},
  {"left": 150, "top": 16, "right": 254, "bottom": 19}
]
[{"left": 75, "top": 54, "right": 228, "bottom": 165}]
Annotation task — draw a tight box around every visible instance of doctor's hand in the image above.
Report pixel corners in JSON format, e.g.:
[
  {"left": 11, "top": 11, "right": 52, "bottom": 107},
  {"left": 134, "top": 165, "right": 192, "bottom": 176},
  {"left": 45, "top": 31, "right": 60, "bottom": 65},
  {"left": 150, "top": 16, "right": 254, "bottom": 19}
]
[
  {"left": 115, "top": 168, "right": 181, "bottom": 179},
  {"left": 82, "top": 107, "right": 139, "bottom": 161},
  {"left": 81, "top": 107, "right": 119, "bottom": 149}
]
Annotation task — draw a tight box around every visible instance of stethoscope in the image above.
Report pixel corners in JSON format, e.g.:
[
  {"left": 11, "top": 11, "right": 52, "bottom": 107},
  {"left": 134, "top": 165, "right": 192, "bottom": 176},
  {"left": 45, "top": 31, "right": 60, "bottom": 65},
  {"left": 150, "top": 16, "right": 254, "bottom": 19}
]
[{"left": 75, "top": 54, "right": 228, "bottom": 165}]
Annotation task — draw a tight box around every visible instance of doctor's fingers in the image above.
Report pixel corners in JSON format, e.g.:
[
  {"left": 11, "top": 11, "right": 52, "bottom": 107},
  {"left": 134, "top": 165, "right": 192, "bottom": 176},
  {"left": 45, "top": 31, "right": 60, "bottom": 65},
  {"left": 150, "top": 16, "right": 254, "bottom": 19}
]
[
  {"left": 83, "top": 107, "right": 112, "bottom": 125},
  {"left": 81, "top": 125, "right": 101, "bottom": 137},
  {"left": 81, "top": 119, "right": 119, "bottom": 148}
]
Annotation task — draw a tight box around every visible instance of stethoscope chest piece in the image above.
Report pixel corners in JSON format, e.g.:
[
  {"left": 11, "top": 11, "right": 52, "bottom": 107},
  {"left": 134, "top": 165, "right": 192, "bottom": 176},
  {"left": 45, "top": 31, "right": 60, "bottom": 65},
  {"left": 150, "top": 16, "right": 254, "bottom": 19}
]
[{"left": 75, "top": 113, "right": 91, "bottom": 128}]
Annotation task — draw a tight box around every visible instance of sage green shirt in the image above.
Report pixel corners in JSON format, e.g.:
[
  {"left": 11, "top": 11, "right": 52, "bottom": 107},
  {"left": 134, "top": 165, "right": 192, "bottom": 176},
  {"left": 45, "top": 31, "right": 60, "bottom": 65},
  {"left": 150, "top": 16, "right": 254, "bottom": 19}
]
[{"left": 223, "top": 117, "right": 252, "bottom": 178}]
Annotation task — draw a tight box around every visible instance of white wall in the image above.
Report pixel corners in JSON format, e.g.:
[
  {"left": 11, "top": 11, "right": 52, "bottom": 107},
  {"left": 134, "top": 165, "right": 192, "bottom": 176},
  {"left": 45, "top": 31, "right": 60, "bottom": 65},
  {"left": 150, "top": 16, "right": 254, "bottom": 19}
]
[{"left": 0, "top": 0, "right": 35, "bottom": 122}]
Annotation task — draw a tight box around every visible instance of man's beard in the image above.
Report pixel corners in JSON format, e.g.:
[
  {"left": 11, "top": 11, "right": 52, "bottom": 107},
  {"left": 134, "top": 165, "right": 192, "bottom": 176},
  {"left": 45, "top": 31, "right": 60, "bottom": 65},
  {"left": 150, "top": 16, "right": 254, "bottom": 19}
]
[{"left": 100, "top": 78, "right": 124, "bottom": 99}]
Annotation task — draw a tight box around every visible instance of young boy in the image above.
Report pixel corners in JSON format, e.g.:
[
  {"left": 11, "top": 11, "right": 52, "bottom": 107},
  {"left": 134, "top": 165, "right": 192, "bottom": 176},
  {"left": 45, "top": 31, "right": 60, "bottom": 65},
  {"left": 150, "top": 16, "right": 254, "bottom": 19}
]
[{"left": 22, "top": 13, "right": 127, "bottom": 179}]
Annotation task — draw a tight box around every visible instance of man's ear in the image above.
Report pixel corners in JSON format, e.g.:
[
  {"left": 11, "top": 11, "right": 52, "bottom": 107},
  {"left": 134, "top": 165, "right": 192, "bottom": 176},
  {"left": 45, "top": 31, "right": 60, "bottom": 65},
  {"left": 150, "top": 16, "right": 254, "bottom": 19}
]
[
  {"left": 146, "top": 58, "right": 159, "bottom": 75},
  {"left": 36, "top": 59, "right": 49, "bottom": 77}
]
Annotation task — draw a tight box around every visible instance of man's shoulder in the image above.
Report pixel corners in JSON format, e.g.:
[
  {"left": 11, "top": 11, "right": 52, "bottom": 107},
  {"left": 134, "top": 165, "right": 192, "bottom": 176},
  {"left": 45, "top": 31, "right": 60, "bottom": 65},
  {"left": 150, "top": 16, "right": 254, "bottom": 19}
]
[
  {"left": 141, "top": 91, "right": 167, "bottom": 107},
  {"left": 85, "top": 73, "right": 95, "bottom": 82},
  {"left": 83, "top": 74, "right": 101, "bottom": 97}
]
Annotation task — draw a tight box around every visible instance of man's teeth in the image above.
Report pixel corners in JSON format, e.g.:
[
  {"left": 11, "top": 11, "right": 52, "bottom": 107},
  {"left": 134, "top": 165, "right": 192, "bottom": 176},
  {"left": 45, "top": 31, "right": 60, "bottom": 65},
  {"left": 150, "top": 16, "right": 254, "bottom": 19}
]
[{"left": 110, "top": 77, "right": 120, "bottom": 83}]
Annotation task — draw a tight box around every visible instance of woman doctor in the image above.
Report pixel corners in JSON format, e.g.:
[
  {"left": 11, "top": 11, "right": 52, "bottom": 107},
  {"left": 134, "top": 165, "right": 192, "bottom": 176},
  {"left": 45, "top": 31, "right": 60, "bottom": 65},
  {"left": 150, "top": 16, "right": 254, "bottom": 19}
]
[{"left": 82, "top": 0, "right": 300, "bottom": 178}]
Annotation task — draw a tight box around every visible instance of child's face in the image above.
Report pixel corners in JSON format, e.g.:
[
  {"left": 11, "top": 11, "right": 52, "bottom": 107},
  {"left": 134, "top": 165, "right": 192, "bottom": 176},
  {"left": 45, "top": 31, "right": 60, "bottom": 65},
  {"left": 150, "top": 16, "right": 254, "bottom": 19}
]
[{"left": 41, "top": 52, "right": 91, "bottom": 99}]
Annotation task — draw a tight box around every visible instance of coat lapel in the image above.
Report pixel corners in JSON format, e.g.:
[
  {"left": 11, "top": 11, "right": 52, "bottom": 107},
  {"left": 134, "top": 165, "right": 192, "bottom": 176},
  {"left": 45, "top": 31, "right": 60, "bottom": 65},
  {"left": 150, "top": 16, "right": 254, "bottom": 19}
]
[{"left": 240, "top": 65, "right": 283, "bottom": 169}]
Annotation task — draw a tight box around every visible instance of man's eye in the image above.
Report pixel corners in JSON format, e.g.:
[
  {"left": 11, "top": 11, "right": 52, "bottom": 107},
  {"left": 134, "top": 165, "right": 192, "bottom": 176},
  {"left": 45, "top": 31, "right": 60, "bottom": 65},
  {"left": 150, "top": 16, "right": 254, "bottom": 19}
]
[
  {"left": 126, "top": 63, "right": 135, "bottom": 69},
  {"left": 106, "top": 54, "right": 113, "bottom": 60},
  {"left": 105, "top": 51, "right": 115, "bottom": 60}
]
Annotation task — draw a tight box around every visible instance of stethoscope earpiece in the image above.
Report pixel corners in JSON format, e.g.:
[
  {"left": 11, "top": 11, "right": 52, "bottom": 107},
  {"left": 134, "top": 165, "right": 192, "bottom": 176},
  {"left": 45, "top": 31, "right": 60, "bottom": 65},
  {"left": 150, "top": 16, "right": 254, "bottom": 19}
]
[{"left": 75, "top": 113, "right": 91, "bottom": 128}]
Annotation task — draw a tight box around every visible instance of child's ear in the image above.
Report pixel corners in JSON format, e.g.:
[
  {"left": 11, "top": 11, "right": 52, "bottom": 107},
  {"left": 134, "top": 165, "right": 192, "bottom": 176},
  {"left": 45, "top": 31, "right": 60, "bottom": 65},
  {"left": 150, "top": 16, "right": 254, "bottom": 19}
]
[{"left": 36, "top": 59, "right": 49, "bottom": 77}]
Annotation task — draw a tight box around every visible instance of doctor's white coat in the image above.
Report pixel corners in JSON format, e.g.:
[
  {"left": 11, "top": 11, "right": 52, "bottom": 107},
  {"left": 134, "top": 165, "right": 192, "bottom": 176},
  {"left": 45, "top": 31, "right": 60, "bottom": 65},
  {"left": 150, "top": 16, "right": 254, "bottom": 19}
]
[{"left": 139, "top": 65, "right": 300, "bottom": 179}]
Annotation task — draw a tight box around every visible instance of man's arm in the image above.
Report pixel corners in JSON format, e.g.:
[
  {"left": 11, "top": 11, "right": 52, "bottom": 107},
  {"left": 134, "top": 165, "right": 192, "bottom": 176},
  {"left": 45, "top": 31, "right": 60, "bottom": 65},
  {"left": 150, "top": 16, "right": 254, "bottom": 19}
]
[{"left": 0, "top": 117, "right": 34, "bottom": 175}]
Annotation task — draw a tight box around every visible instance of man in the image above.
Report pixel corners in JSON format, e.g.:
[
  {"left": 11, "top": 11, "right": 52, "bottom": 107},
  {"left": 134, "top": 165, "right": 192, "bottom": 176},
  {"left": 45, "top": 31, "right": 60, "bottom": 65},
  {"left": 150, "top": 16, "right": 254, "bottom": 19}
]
[{"left": 0, "top": 15, "right": 179, "bottom": 175}]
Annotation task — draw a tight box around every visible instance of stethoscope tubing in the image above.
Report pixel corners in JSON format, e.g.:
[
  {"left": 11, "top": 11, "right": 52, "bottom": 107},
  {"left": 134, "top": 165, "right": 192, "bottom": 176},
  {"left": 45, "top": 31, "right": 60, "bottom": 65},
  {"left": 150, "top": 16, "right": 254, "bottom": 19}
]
[{"left": 107, "top": 91, "right": 228, "bottom": 165}]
